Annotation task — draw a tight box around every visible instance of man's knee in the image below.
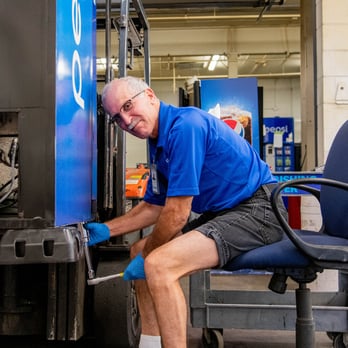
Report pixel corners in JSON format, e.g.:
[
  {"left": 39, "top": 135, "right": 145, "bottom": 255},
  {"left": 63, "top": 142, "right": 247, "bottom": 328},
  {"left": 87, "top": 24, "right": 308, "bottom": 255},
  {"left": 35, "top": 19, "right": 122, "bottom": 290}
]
[{"left": 144, "top": 250, "right": 174, "bottom": 286}]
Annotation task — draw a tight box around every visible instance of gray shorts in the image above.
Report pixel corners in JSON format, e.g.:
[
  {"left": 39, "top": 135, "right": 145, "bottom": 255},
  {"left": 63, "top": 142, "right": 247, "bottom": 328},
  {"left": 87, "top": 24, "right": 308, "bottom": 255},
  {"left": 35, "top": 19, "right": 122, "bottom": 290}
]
[{"left": 183, "top": 184, "right": 287, "bottom": 268}]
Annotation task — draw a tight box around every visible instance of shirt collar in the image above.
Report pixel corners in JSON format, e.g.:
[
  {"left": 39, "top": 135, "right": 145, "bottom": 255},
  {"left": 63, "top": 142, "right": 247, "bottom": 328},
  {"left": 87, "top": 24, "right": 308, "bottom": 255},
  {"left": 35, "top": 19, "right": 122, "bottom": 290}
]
[{"left": 151, "top": 101, "right": 171, "bottom": 149}]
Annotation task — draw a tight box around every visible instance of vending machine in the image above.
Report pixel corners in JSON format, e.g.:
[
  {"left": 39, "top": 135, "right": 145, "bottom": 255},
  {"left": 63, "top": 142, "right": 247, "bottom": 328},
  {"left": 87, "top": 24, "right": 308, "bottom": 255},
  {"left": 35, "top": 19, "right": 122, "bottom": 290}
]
[{"left": 193, "top": 77, "right": 262, "bottom": 154}]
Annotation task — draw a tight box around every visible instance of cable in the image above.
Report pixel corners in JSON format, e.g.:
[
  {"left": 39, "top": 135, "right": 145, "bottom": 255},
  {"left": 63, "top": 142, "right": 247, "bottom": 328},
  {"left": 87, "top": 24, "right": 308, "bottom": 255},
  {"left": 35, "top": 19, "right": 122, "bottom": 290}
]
[
  {"left": 299, "top": 144, "right": 307, "bottom": 171},
  {"left": 0, "top": 175, "right": 18, "bottom": 194}
]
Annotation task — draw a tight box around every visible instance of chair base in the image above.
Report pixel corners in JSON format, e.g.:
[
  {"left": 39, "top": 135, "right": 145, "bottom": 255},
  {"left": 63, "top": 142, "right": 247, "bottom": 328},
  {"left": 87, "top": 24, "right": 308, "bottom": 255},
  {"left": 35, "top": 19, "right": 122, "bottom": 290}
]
[
  {"left": 190, "top": 270, "right": 348, "bottom": 347},
  {"left": 295, "top": 283, "right": 315, "bottom": 348}
]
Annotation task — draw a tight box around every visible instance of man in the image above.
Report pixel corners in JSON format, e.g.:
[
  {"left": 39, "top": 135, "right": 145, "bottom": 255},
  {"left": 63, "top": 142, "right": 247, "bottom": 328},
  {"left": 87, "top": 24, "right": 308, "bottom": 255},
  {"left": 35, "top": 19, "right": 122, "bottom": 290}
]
[{"left": 85, "top": 76, "right": 287, "bottom": 348}]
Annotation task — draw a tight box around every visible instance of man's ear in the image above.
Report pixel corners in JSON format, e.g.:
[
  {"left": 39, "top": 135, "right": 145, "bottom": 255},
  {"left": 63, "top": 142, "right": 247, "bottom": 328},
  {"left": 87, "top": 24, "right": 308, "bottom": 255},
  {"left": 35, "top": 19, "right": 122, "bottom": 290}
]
[{"left": 145, "top": 88, "right": 157, "bottom": 103}]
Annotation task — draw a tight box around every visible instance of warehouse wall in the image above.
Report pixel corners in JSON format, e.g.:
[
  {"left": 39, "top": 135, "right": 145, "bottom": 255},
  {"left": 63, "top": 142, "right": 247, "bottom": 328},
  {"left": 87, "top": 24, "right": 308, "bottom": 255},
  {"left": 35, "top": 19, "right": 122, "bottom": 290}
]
[{"left": 316, "top": 0, "right": 348, "bottom": 164}]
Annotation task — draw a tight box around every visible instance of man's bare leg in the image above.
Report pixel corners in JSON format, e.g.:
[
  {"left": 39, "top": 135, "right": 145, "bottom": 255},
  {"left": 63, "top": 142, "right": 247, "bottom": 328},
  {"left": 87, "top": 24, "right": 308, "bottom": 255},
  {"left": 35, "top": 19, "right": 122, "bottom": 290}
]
[
  {"left": 135, "top": 280, "right": 160, "bottom": 335},
  {"left": 144, "top": 231, "right": 220, "bottom": 348},
  {"left": 130, "top": 238, "right": 161, "bottom": 336}
]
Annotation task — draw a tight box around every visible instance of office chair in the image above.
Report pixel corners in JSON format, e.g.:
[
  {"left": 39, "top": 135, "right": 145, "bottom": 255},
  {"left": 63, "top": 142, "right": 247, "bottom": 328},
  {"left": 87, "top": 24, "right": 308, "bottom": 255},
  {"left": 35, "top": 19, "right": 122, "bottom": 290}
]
[{"left": 222, "top": 120, "right": 348, "bottom": 348}]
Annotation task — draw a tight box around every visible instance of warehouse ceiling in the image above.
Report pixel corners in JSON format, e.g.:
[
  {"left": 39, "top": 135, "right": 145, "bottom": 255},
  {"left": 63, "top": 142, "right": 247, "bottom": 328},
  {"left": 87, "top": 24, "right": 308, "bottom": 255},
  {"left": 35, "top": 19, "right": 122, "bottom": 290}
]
[
  {"left": 96, "top": 0, "right": 301, "bottom": 81},
  {"left": 141, "top": 0, "right": 301, "bottom": 29}
]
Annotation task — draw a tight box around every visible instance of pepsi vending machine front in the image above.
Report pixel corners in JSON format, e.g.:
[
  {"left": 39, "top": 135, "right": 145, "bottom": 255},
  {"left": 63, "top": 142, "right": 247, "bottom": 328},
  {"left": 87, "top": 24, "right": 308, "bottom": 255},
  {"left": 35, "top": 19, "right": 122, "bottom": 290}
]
[
  {"left": 0, "top": 0, "right": 97, "bottom": 228},
  {"left": 263, "top": 117, "right": 295, "bottom": 172},
  {"left": 198, "top": 78, "right": 261, "bottom": 154},
  {"left": 55, "top": 0, "right": 97, "bottom": 226}
]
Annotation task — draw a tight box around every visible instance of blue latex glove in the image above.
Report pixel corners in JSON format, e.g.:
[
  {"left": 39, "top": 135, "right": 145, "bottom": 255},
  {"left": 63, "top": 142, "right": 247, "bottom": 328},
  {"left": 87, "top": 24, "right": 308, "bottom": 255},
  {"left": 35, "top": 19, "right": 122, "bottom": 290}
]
[
  {"left": 123, "top": 254, "right": 146, "bottom": 280},
  {"left": 84, "top": 222, "right": 110, "bottom": 246}
]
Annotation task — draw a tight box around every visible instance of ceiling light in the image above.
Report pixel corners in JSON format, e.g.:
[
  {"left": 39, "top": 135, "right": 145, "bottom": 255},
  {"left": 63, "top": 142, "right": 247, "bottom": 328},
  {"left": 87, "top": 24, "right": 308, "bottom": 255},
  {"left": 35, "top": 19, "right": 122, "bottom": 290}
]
[
  {"left": 96, "top": 57, "right": 118, "bottom": 70},
  {"left": 208, "top": 55, "right": 220, "bottom": 71}
]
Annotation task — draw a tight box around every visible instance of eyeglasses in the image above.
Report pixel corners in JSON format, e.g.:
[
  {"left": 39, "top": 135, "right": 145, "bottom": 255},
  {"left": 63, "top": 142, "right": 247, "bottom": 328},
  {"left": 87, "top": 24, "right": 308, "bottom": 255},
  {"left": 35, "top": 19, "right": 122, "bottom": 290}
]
[{"left": 111, "top": 90, "right": 145, "bottom": 126}]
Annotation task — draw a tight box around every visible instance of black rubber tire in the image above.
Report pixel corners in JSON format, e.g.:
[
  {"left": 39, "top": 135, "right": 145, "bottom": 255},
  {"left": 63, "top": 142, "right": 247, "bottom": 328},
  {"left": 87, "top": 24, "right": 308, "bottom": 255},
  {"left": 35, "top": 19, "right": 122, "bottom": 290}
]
[{"left": 93, "top": 254, "right": 141, "bottom": 348}]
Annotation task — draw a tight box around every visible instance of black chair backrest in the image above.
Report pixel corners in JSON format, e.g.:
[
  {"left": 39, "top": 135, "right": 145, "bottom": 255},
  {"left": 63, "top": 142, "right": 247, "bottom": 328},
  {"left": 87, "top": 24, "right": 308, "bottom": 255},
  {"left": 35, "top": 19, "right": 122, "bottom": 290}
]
[{"left": 321, "top": 120, "right": 348, "bottom": 238}]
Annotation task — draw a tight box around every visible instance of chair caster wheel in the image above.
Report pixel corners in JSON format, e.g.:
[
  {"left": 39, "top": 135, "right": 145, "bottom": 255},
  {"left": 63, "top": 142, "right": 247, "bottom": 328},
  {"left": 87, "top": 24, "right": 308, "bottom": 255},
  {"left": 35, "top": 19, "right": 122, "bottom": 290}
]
[
  {"left": 333, "top": 333, "right": 347, "bottom": 348},
  {"left": 202, "top": 328, "right": 224, "bottom": 348}
]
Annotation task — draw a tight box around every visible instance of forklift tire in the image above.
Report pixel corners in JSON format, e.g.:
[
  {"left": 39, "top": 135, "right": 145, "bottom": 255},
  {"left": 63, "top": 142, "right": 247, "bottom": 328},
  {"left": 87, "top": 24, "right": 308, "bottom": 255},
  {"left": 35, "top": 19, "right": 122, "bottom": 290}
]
[{"left": 93, "top": 255, "right": 141, "bottom": 348}]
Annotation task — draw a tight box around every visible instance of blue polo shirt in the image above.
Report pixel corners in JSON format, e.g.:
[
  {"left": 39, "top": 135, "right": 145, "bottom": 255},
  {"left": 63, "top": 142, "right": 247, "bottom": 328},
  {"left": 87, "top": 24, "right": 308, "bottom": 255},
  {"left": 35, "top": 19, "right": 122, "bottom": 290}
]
[{"left": 144, "top": 102, "right": 276, "bottom": 214}]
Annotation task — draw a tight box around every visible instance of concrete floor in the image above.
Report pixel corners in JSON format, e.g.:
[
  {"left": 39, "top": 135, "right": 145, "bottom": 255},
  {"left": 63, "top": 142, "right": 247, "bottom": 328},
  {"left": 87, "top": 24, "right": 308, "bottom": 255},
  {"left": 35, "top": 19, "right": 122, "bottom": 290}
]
[
  {"left": 187, "top": 328, "right": 333, "bottom": 347},
  {"left": 0, "top": 331, "right": 334, "bottom": 348}
]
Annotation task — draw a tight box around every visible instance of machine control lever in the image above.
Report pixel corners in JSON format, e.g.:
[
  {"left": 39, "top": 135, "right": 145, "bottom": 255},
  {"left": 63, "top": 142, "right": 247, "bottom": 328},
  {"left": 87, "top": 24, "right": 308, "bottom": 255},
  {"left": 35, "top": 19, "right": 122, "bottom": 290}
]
[
  {"left": 87, "top": 272, "right": 124, "bottom": 286},
  {"left": 78, "top": 223, "right": 124, "bottom": 286},
  {"left": 78, "top": 223, "right": 95, "bottom": 280}
]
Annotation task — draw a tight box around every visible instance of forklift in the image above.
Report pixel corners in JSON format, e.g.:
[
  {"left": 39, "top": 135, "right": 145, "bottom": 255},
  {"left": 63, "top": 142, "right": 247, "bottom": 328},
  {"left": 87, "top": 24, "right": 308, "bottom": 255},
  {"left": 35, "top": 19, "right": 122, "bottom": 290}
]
[{"left": 0, "top": 0, "right": 149, "bottom": 346}]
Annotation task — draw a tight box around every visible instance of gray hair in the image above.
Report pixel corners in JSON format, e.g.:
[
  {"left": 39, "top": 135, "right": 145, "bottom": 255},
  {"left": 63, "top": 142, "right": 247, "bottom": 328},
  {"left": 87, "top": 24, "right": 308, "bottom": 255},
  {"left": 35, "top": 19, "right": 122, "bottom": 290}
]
[{"left": 101, "top": 76, "right": 149, "bottom": 106}]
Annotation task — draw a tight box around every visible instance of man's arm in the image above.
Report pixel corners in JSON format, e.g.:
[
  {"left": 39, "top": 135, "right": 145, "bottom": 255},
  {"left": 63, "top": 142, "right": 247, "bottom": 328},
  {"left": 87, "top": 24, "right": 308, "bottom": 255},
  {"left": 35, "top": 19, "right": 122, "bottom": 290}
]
[
  {"left": 142, "top": 196, "right": 193, "bottom": 257},
  {"left": 106, "top": 200, "right": 163, "bottom": 238}
]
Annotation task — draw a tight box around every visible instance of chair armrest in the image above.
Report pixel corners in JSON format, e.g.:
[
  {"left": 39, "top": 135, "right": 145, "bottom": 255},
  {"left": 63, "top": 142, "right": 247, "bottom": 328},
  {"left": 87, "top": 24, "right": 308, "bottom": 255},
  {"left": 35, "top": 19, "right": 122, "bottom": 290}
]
[{"left": 271, "top": 178, "right": 348, "bottom": 263}]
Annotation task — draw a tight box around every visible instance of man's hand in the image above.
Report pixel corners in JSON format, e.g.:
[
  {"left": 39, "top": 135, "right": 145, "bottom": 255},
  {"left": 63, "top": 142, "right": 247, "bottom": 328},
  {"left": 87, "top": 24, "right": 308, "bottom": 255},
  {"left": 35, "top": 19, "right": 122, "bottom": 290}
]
[
  {"left": 123, "top": 254, "right": 146, "bottom": 280},
  {"left": 84, "top": 222, "right": 110, "bottom": 246}
]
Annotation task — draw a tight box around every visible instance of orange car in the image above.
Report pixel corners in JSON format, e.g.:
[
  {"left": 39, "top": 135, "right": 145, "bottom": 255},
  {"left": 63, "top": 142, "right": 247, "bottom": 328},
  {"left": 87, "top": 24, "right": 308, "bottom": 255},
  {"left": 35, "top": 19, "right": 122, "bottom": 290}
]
[{"left": 125, "top": 163, "right": 150, "bottom": 199}]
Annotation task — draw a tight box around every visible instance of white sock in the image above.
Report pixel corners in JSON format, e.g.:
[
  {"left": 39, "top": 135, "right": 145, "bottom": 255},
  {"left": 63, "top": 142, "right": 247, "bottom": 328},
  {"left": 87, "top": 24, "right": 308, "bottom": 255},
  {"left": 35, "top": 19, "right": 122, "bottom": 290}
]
[{"left": 139, "top": 334, "right": 162, "bottom": 348}]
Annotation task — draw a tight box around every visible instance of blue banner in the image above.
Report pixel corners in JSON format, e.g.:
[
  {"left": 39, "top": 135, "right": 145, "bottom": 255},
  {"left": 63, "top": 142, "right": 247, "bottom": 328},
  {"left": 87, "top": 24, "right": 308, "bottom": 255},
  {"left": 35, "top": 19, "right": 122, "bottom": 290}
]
[{"left": 274, "top": 171, "right": 323, "bottom": 195}]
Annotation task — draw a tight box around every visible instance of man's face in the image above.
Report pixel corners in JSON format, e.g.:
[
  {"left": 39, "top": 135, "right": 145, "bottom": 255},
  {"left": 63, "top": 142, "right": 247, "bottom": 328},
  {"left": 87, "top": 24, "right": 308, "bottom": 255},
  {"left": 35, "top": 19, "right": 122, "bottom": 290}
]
[{"left": 104, "top": 82, "right": 158, "bottom": 139}]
